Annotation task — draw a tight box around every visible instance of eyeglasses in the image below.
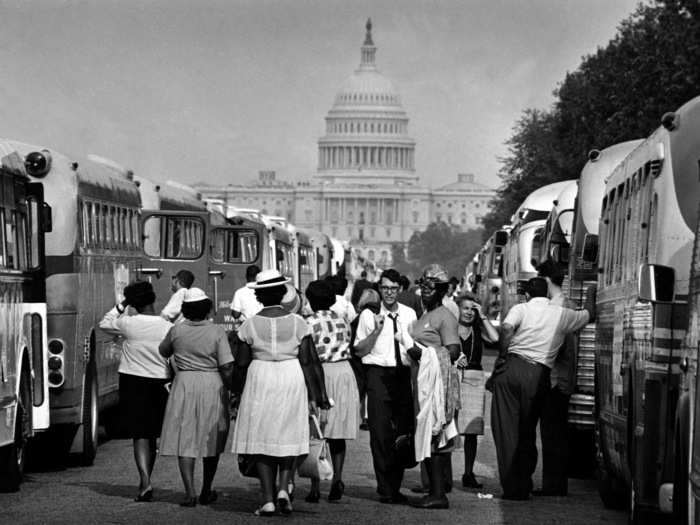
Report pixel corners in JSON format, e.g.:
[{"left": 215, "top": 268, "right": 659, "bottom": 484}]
[{"left": 379, "top": 286, "right": 399, "bottom": 293}]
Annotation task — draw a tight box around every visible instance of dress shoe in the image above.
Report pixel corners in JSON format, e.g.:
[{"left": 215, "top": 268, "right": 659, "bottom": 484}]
[
  {"left": 305, "top": 489, "right": 320, "bottom": 503},
  {"left": 532, "top": 489, "right": 566, "bottom": 497},
  {"left": 198, "top": 490, "right": 218, "bottom": 505},
  {"left": 410, "top": 495, "right": 449, "bottom": 509},
  {"left": 462, "top": 473, "right": 483, "bottom": 489},
  {"left": 328, "top": 480, "right": 345, "bottom": 501},
  {"left": 134, "top": 488, "right": 153, "bottom": 502},
  {"left": 379, "top": 492, "right": 408, "bottom": 504},
  {"left": 277, "top": 490, "right": 292, "bottom": 515},
  {"left": 410, "top": 485, "right": 429, "bottom": 494},
  {"left": 254, "top": 502, "right": 276, "bottom": 516},
  {"left": 179, "top": 496, "right": 197, "bottom": 507}
]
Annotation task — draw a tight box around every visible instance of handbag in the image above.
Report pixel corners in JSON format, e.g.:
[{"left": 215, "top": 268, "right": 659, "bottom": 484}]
[
  {"left": 237, "top": 454, "right": 258, "bottom": 478},
  {"left": 297, "top": 415, "right": 334, "bottom": 480}
]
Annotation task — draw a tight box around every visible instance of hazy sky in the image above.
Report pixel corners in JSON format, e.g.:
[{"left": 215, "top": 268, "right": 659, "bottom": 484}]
[{"left": 0, "top": 0, "right": 642, "bottom": 190}]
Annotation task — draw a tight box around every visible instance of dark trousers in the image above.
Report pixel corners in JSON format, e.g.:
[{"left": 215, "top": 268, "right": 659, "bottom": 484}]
[
  {"left": 540, "top": 386, "right": 570, "bottom": 494},
  {"left": 365, "top": 365, "right": 414, "bottom": 497},
  {"left": 491, "top": 354, "right": 550, "bottom": 498}
]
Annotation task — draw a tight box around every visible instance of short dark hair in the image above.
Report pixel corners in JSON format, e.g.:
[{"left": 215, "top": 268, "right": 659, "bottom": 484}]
[
  {"left": 399, "top": 275, "right": 410, "bottom": 290},
  {"left": 305, "top": 280, "right": 335, "bottom": 311},
  {"left": 449, "top": 276, "right": 459, "bottom": 286},
  {"left": 123, "top": 281, "right": 156, "bottom": 310},
  {"left": 181, "top": 298, "right": 212, "bottom": 321},
  {"left": 246, "top": 264, "right": 261, "bottom": 282},
  {"left": 174, "top": 270, "right": 195, "bottom": 289},
  {"left": 526, "top": 277, "right": 548, "bottom": 298},
  {"left": 379, "top": 268, "right": 401, "bottom": 285},
  {"left": 537, "top": 259, "right": 564, "bottom": 287},
  {"left": 255, "top": 284, "right": 287, "bottom": 307}
]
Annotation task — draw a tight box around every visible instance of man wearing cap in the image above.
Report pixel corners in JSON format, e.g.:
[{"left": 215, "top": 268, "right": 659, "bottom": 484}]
[
  {"left": 230, "top": 264, "right": 263, "bottom": 325},
  {"left": 161, "top": 269, "right": 195, "bottom": 323},
  {"left": 354, "top": 268, "right": 417, "bottom": 504},
  {"left": 491, "top": 277, "right": 594, "bottom": 500}
]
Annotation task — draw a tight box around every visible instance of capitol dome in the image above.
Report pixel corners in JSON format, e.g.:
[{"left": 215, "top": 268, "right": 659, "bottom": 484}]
[{"left": 317, "top": 19, "right": 417, "bottom": 186}]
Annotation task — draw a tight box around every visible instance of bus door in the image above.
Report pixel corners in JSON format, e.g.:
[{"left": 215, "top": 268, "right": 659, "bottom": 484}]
[
  {"left": 24, "top": 182, "right": 50, "bottom": 431},
  {"left": 208, "top": 225, "right": 261, "bottom": 331},
  {"left": 139, "top": 211, "right": 208, "bottom": 316}
]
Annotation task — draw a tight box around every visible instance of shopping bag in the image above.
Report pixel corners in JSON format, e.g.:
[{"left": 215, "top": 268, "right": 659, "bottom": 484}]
[{"left": 297, "top": 415, "right": 334, "bottom": 480}]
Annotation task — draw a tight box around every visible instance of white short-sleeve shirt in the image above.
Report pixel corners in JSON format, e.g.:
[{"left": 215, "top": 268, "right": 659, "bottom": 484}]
[
  {"left": 502, "top": 297, "right": 589, "bottom": 368},
  {"left": 231, "top": 285, "right": 263, "bottom": 321},
  {"left": 355, "top": 302, "right": 416, "bottom": 367}
]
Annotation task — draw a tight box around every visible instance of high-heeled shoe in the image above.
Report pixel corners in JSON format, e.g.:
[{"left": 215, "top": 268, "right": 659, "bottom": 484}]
[
  {"left": 134, "top": 488, "right": 153, "bottom": 502},
  {"left": 328, "top": 480, "right": 345, "bottom": 501},
  {"left": 254, "top": 501, "right": 276, "bottom": 516},
  {"left": 179, "top": 496, "right": 197, "bottom": 507},
  {"left": 277, "top": 490, "right": 292, "bottom": 515},
  {"left": 198, "top": 490, "right": 218, "bottom": 505},
  {"left": 304, "top": 489, "right": 320, "bottom": 503}
]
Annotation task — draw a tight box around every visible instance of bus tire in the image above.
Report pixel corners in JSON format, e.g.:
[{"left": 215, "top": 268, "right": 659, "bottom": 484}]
[
  {"left": 77, "top": 360, "right": 98, "bottom": 467},
  {"left": 596, "top": 425, "right": 628, "bottom": 510},
  {"left": 0, "top": 364, "right": 32, "bottom": 492}
]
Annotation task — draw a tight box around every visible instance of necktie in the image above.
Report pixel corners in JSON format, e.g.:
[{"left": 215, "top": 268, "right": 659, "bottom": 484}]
[{"left": 389, "top": 313, "right": 403, "bottom": 367}]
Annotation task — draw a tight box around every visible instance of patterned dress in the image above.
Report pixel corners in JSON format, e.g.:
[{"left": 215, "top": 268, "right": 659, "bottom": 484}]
[{"left": 307, "top": 310, "right": 359, "bottom": 440}]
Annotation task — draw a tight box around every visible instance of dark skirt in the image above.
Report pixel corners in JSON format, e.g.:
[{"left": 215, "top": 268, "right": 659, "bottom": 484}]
[{"left": 119, "top": 373, "right": 169, "bottom": 439}]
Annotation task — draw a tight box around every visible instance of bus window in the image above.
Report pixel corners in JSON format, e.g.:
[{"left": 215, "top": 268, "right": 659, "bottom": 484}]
[
  {"left": 16, "top": 211, "right": 27, "bottom": 270},
  {"left": 4, "top": 209, "right": 18, "bottom": 269},
  {"left": 143, "top": 216, "right": 163, "bottom": 257},
  {"left": 211, "top": 230, "right": 225, "bottom": 263},
  {"left": 0, "top": 207, "right": 5, "bottom": 266},
  {"left": 235, "top": 231, "right": 258, "bottom": 263},
  {"left": 28, "top": 198, "right": 40, "bottom": 268}
]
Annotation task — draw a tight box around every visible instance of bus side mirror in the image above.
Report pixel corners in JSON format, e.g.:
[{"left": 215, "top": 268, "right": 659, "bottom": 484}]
[
  {"left": 41, "top": 203, "right": 52, "bottom": 233},
  {"left": 638, "top": 264, "right": 675, "bottom": 302}
]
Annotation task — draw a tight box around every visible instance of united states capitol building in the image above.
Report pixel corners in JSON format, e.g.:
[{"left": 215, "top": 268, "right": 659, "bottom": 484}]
[{"left": 195, "top": 20, "right": 494, "bottom": 269}]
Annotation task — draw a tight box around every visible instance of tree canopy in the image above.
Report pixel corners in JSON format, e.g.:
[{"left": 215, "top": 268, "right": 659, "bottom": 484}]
[
  {"left": 482, "top": 0, "right": 700, "bottom": 237},
  {"left": 394, "top": 221, "right": 483, "bottom": 280}
]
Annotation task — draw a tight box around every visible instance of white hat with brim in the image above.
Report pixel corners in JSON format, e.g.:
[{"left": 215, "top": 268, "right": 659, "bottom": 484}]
[
  {"left": 247, "top": 269, "right": 291, "bottom": 289},
  {"left": 183, "top": 287, "right": 209, "bottom": 302}
]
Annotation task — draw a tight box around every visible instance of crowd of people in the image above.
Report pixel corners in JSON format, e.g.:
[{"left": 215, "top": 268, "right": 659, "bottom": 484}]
[{"left": 99, "top": 259, "right": 594, "bottom": 515}]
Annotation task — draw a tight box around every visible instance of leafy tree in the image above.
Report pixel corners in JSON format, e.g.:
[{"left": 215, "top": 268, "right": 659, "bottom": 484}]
[
  {"left": 406, "top": 221, "right": 484, "bottom": 279},
  {"left": 483, "top": 0, "right": 700, "bottom": 240}
]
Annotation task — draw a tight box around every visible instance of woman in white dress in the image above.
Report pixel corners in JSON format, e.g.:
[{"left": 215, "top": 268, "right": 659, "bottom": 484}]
[{"left": 231, "top": 270, "right": 328, "bottom": 516}]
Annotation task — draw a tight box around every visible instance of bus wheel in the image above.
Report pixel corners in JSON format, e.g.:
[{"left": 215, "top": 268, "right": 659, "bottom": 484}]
[
  {"left": 0, "top": 366, "right": 32, "bottom": 492},
  {"left": 596, "top": 427, "right": 627, "bottom": 509},
  {"left": 77, "top": 361, "right": 98, "bottom": 466}
]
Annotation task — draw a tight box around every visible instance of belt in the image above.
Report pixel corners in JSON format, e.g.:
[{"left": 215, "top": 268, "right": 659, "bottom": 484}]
[{"left": 508, "top": 353, "right": 549, "bottom": 370}]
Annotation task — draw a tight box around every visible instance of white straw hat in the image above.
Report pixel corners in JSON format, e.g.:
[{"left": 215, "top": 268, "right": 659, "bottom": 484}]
[{"left": 247, "top": 269, "right": 291, "bottom": 289}]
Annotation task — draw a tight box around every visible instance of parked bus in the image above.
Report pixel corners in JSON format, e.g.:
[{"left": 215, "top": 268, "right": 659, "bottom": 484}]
[
  {"left": 261, "top": 215, "right": 295, "bottom": 282},
  {"left": 595, "top": 99, "right": 700, "bottom": 523},
  {"left": 501, "top": 180, "right": 574, "bottom": 317},
  {"left": 7, "top": 141, "right": 143, "bottom": 465},
  {"left": 139, "top": 180, "right": 263, "bottom": 331},
  {"left": 0, "top": 145, "right": 50, "bottom": 491},
  {"left": 303, "top": 228, "right": 333, "bottom": 282},
  {"left": 472, "top": 229, "right": 508, "bottom": 325},
  {"left": 556, "top": 141, "right": 643, "bottom": 479}
]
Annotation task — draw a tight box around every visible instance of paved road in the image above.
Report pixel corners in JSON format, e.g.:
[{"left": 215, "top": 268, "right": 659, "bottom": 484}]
[{"left": 2, "top": 353, "right": 627, "bottom": 524}]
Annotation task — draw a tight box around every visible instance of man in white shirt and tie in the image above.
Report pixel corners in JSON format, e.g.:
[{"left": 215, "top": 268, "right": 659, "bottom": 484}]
[{"left": 354, "top": 268, "right": 417, "bottom": 504}]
